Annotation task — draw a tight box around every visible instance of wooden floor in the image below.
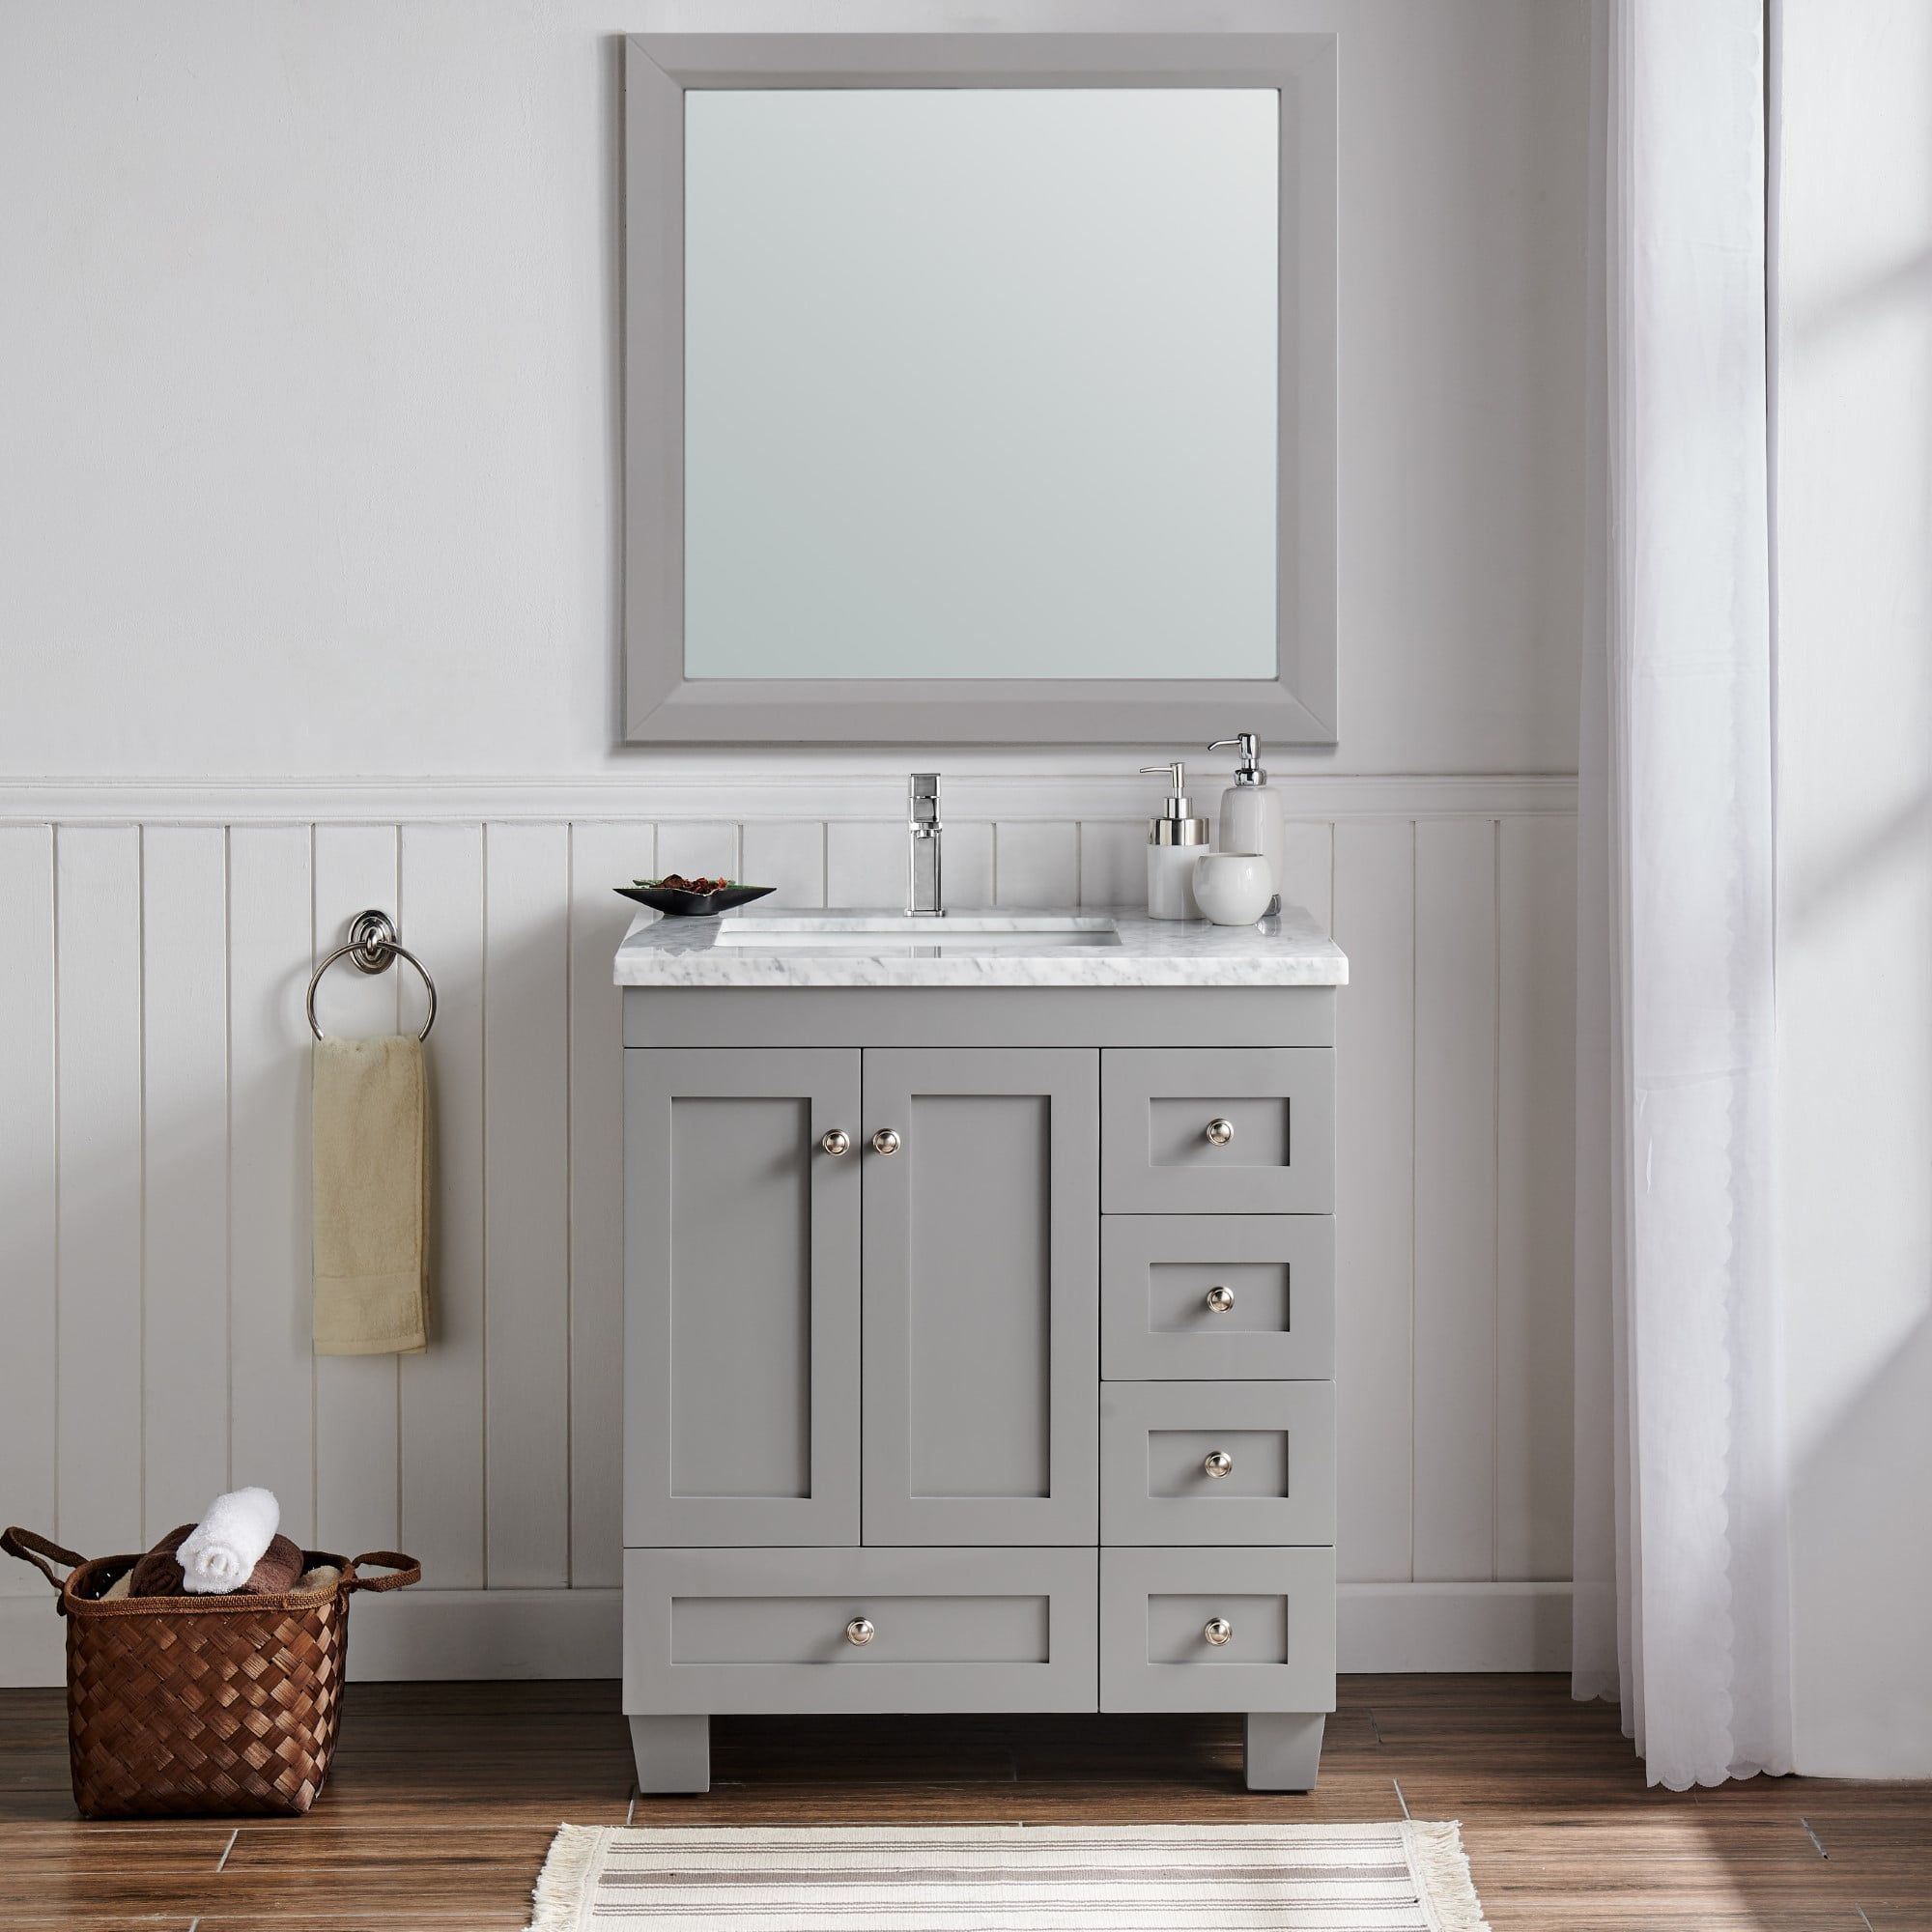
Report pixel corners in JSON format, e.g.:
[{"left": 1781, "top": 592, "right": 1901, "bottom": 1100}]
[{"left": 2, "top": 1676, "right": 1927, "bottom": 1929}]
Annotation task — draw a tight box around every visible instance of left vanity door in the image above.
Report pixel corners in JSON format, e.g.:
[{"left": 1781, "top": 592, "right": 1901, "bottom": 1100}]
[{"left": 625, "top": 1048, "right": 862, "bottom": 1546}]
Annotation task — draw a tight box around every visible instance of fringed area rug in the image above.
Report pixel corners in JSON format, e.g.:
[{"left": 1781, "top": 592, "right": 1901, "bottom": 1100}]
[{"left": 526, "top": 1822, "right": 1490, "bottom": 1930}]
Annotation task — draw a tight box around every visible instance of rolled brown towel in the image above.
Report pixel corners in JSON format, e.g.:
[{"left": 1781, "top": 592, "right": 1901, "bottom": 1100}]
[{"left": 130, "top": 1524, "right": 307, "bottom": 1598}]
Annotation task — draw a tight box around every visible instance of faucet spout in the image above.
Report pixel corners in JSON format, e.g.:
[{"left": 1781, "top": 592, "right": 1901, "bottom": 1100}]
[{"left": 906, "top": 773, "right": 944, "bottom": 917}]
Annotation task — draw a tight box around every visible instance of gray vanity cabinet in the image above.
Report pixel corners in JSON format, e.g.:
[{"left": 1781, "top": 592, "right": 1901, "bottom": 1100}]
[{"left": 622, "top": 985, "right": 1339, "bottom": 1799}]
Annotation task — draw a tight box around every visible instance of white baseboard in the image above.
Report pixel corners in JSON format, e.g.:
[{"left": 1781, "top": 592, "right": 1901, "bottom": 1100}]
[
  {"left": 0, "top": 1581, "right": 1569, "bottom": 1689},
  {"left": 1337, "top": 1581, "right": 1573, "bottom": 1672}
]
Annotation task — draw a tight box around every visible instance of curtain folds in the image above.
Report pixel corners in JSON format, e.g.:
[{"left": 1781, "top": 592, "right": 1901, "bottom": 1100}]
[{"left": 1573, "top": 0, "right": 1794, "bottom": 1789}]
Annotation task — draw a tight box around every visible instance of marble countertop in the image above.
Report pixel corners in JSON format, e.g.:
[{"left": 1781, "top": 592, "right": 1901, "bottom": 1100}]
[{"left": 613, "top": 906, "right": 1349, "bottom": 990}]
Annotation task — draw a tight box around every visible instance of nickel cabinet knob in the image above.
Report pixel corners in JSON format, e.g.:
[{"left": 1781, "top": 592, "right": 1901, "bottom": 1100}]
[
  {"left": 845, "top": 1617, "right": 874, "bottom": 1646},
  {"left": 1203, "top": 1450, "right": 1234, "bottom": 1479},
  {"left": 819, "top": 1129, "right": 851, "bottom": 1157},
  {"left": 870, "top": 1128, "right": 902, "bottom": 1156},
  {"left": 1204, "top": 1285, "right": 1236, "bottom": 1314},
  {"left": 1203, "top": 1617, "right": 1234, "bottom": 1646},
  {"left": 1205, "top": 1117, "right": 1235, "bottom": 1147}
]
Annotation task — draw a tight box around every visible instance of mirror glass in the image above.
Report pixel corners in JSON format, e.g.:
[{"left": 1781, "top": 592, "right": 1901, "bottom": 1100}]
[{"left": 682, "top": 88, "right": 1278, "bottom": 682}]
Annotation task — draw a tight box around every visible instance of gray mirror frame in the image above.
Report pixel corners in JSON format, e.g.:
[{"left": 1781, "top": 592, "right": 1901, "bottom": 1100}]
[{"left": 624, "top": 30, "right": 1338, "bottom": 745}]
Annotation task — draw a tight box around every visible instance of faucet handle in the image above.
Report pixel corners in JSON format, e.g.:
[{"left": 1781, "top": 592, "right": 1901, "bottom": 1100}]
[{"left": 908, "top": 772, "right": 940, "bottom": 825}]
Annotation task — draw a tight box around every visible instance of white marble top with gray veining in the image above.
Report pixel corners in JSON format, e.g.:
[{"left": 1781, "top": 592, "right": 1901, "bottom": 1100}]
[{"left": 612, "top": 905, "right": 1349, "bottom": 989}]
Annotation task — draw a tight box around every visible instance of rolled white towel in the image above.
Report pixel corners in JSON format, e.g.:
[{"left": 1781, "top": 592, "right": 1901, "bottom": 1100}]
[{"left": 177, "top": 1487, "right": 281, "bottom": 1596}]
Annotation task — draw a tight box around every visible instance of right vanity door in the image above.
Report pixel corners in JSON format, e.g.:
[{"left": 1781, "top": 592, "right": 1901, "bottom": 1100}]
[{"left": 860, "top": 1046, "right": 1099, "bottom": 1547}]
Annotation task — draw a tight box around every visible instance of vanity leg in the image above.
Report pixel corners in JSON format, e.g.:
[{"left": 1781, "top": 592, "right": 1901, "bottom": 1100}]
[
  {"left": 1244, "top": 1711, "right": 1325, "bottom": 1792},
  {"left": 630, "top": 1714, "right": 710, "bottom": 1795}
]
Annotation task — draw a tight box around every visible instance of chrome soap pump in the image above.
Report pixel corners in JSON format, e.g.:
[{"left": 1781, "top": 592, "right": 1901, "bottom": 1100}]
[
  {"left": 1141, "top": 761, "right": 1209, "bottom": 920},
  {"left": 1208, "top": 732, "right": 1285, "bottom": 917}
]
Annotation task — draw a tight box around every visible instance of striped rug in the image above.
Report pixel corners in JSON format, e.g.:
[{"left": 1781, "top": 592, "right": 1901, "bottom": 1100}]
[{"left": 526, "top": 1822, "right": 1489, "bottom": 1930}]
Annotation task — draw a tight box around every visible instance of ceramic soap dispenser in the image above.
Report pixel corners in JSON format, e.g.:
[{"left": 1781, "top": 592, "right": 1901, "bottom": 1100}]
[
  {"left": 1141, "top": 761, "right": 1209, "bottom": 919},
  {"left": 1208, "top": 732, "right": 1285, "bottom": 917}
]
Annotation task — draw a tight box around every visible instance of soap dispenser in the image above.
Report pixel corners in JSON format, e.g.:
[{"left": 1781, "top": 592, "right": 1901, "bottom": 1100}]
[
  {"left": 1208, "top": 732, "right": 1285, "bottom": 917},
  {"left": 1141, "top": 761, "right": 1209, "bottom": 920}
]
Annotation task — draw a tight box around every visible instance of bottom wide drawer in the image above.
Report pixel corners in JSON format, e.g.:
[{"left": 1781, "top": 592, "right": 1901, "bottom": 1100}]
[
  {"left": 624, "top": 1547, "right": 1098, "bottom": 1714},
  {"left": 1100, "top": 1546, "right": 1336, "bottom": 1714}
]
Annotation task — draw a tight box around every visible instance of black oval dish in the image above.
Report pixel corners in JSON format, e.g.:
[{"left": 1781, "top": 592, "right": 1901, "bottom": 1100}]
[{"left": 615, "top": 884, "right": 776, "bottom": 919}]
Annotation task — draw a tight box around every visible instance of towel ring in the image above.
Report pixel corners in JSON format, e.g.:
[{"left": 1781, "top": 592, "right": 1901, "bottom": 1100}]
[{"left": 307, "top": 910, "right": 437, "bottom": 1042}]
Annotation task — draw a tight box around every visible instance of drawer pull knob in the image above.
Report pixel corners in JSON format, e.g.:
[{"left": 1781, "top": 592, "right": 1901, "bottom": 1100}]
[
  {"left": 1203, "top": 1450, "right": 1235, "bottom": 1479},
  {"left": 870, "top": 1128, "right": 902, "bottom": 1156},
  {"left": 1205, "top": 1117, "right": 1235, "bottom": 1147},
  {"left": 819, "top": 1129, "right": 852, "bottom": 1157},
  {"left": 845, "top": 1617, "right": 875, "bottom": 1646},
  {"left": 1204, "top": 1617, "right": 1235, "bottom": 1646},
  {"left": 1205, "top": 1285, "right": 1236, "bottom": 1314}
]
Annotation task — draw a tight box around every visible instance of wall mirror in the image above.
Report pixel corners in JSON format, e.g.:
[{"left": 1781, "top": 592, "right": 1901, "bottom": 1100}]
[{"left": 625, "top": 31, "right": 1337, "bottom": 744}]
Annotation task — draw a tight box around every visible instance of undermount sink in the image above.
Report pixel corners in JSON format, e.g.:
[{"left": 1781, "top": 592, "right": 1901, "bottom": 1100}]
[{"left": 712, "top": 910, "right": 1122, "bottom": 951}]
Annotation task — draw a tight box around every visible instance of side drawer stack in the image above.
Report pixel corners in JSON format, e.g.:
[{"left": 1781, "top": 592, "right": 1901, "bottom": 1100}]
[{"left": 1095, "top": 1047, "right": 1337, "bottom": 1719}]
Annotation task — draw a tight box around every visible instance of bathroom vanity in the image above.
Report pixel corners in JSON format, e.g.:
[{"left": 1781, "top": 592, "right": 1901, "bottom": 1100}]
[{"left": 616, "top": 907, "right": 1348, "bottom": 1792}]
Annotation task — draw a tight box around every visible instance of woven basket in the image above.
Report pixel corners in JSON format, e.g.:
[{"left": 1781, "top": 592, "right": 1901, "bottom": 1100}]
[{"left": 3, "top": 1525, "right": 419, "bottom": 1819}]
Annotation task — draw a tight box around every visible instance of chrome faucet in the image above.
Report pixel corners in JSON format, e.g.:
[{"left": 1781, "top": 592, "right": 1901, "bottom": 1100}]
[{"left": 906, "top": 773, "right": 944, "bottom": 917}]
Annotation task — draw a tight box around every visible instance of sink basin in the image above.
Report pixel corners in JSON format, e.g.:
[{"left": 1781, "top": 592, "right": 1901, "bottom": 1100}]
[{"left": 712, "top": 910, "right": 1122, "bottom": 952}]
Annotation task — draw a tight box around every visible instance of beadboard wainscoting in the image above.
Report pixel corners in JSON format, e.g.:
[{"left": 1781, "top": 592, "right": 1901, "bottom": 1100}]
[{"left": 0, "top": 775, "right": 1577, "bottom": 1685}]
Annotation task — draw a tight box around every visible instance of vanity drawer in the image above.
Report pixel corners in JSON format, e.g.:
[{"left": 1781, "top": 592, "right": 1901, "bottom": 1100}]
[
  {"left": 1102, "top": 1215, "right": 1334, "bottom": 1380},
  {"left": 1100, "top": 1382, "right": 1335, "bottom": 1545},
  {"left": 1100, "top": 1547, "right": 1337, "bottom": 1713},
  {"left": 623, "top": 1547, "right": 1097, "bottom": 1715},
  {"left": 1101, "top": 1049, "right": 1334, "bottom": 1213}
]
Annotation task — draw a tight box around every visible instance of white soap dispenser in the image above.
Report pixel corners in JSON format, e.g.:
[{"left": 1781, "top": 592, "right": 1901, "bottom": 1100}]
[
  {"left": 1141, "top": 761, "right": 1209, "bottom": 920},
  {"left": 1208, "top": 732, "right": 1285, "bottom": 918}
]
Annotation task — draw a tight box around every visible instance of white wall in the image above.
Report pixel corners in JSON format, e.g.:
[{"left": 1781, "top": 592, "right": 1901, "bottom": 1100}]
[
  {"left": 0, "top": 0, "right": 1585, "bottom": 782},
  {"left": 0, "top": 0, "right": 1587, "bottom": 1680},
  {"left": 1776, "top": 0, "right": 1932, "bottom": 1778}
]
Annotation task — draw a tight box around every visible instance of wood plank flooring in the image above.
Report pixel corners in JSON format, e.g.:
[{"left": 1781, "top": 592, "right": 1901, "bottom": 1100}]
[{"left": 0, "top": 1676, "right": 1925, "bottom": 1929}]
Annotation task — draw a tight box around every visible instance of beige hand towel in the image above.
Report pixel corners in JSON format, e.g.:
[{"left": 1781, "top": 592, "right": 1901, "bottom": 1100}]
[{"left": 312, "top": 1035, "right": 430, "bottom": 1355}]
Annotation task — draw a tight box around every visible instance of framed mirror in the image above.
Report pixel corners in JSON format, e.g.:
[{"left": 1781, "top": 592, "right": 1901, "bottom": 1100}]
[{"left": 625, "top": 30, "right": 1337, "bottom": 743}]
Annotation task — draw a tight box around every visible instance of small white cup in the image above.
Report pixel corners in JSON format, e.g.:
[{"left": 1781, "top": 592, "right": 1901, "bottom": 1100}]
[{"left": 1191, "top": 852, "right": 1273, "bottom": 926}]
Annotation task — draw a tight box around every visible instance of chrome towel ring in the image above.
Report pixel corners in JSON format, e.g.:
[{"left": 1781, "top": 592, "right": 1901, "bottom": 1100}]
[{"left": 307, "top": 909, "right": 437, "bottom": 1042}]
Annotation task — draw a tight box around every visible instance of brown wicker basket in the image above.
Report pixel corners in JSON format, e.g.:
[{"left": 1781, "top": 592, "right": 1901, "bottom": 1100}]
[{"left": 3, "top": 1525, "right": 419, "bottom": 1819}]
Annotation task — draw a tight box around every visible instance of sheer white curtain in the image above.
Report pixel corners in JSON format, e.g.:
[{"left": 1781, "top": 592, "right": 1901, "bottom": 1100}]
[{"left": 1573, "top": 0, "right": 1794, "bottom": 1789}]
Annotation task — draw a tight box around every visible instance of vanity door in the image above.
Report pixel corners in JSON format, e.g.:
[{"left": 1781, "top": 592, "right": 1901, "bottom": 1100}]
[
  {"left": 861, "top": 1048, "right": 1098, "bottom": 1546},
  {"left": 625, "top": 1048, "right": 861, "bottom": 1546}
]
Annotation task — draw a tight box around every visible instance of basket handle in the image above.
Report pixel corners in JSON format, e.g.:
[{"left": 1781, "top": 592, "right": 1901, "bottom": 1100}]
[
  {"left": 345, "top": 1550, "right": 422, "bottom": 1593},
  {"left": 2, "top": 1527, "right": 86, "bottom": 1591}
]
